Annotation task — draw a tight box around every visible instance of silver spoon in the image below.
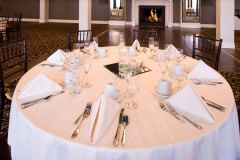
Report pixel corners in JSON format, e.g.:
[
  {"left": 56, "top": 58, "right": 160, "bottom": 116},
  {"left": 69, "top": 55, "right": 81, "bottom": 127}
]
[{"left": 121, "top": 115, "right": 129, "bottom": 145}]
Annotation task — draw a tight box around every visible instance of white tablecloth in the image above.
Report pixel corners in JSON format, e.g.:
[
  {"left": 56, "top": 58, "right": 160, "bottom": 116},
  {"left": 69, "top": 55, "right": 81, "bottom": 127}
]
[{"left": 8, "top": 46, "right": 240, "bottom": 160}]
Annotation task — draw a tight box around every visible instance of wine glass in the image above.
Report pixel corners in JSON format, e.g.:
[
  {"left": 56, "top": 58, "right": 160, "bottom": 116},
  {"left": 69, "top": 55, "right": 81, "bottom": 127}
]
[
  {"left": 70, "top": 66, "right": 83, "bottom": 95},
  {"left": 82, "top": 53, "right": 92, "bottom": 88},
  {"left": 159, "top": 58, "right": 168, "bottom": 79},
  {"left": 153, "top": 41, "right": 159, "bottom": 54},
  {"left": 176, "top": 48, "right": 184, "bottom": 63},
  {"left": 91, "top": 37, "right": 99, "bottom": 58},
  {"left": 61, "top": 49, "right": 70, "bottom": 70},
  {"left": 118, "top": 34, "right": 125, "bottom": 49},
  {"left": 148, "top": 37, "right": 154, "bottom": 54},
  {"left": 171, "top": 62, "right": 186, "bottom": 91},
  {"left": 125, "top": 75, "right": 139, "bottom": 110}
]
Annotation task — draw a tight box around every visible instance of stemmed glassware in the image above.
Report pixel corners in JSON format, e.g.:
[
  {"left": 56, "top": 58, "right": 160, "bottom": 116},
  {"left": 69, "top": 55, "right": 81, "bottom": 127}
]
[
  {"left": 159, "top": 58, "right": 168, "bottom": 80},
  {"left": 61, "top": 49, "right": 70, "bottom": 70},
  {"left": 118, "top": 34, "right": 125, "bottom": 49},
  {"left": 171, "top": 62, "right": 186, "bottom": 91},
  {"left": 176, "top": 48, "right": 184, "bottom": 63},
  {"left": 148, "top": 37, "right": 154, "bottom": 54},
  {"left": 69, "top": 65, "right": 83, "bottom": 95},
  {"left": 82, "top": 53, "right": 92, "bottom": 88},
  {"left": 125, "top": 74, "right": 139, "bottom": 110},
  {"left": 153, "top": 41, "right": 159, "bottom": 54}
]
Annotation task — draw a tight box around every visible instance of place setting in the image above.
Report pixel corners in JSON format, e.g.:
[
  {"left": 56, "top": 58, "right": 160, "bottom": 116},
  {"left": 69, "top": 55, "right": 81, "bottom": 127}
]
[
  {"left": 187, "top": 60, "right": 224, "bottom": 85},
  {"left": 17, "top": 73, "right": 65, "bottom": 109},
  {"left": 40, "top": 49, "right": 69, "bottom": 68}
]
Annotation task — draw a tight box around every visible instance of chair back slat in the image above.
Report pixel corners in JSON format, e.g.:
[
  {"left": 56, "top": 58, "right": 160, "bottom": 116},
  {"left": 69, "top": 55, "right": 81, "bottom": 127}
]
[
  {"left": 192, "top": 34, "right": 222, "bottom": 70},
  {"left": 68, "top": 30, "right": 92, "bottom": 51},
  {"left": 0, "top": 39, "right": 27, "bottom": 79},
  {"left": 0, "top": 16, "right": 9, "bottom": 42},
  {"left": 0, "top": 38, "right": 27, "bottom": 128}
]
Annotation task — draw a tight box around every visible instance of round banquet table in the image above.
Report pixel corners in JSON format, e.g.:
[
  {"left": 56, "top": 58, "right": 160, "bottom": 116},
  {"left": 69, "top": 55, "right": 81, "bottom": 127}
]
[{"left": 8, "top": 46, "right": 240, "bottom": 160}]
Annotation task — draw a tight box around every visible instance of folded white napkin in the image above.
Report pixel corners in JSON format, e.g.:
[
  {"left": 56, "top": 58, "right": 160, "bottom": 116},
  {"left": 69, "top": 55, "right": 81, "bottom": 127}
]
[
  {"left": 47, "top": 49, "right": 66, "bottom": 65},
  {"left": 89, "top": 94, "right": 121, "bottom": 144},
  {"left": 166, "top": 44, "right": 181, "bottom": 59},
  {"left": 18, "top": 73, "right": 62, "bottom": 102},
  {"left": 187, "top": 60, "right": 221, "bottom": 81},
  {"left": 166, "top": 85, "right": 215, "bottom": 123},
  {"left": 132, "top": 39, "right": 141, "bottom": 51}
]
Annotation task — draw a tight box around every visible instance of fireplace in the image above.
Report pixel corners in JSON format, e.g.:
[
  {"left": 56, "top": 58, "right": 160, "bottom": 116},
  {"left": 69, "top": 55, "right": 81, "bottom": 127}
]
[{"left": 139, "top": 5, "right": 165, "bottom": 26}]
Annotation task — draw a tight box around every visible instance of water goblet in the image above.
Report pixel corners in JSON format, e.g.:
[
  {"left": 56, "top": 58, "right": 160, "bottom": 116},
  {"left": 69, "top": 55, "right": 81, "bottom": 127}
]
[
  {"left": 159, "top": 58, "right": 168, "bottom": 79},
  {"left": 125, "top": 75, "right": 139, "bottom": 110},
  {"left": 82, "top": 53, "right": 92, "bottom": 88},
  {"left": 148, "top": 37, "right": 154, "bottom": 54},
  {"left": 176, "top": 48, "right": 184, "bottom": 63},
  {"left": 70, "top": 66, "right": 83, "bottom": 95},
  {"left": 61, "top": 49, "right": 70, "bottom": 70},
  {"left": 153, "top": 41, "right": 159, "bottom": 54},
  {"left": 118, "top": 34, "right": 125, "bottom": 49},
  {"left": 171, "top": 62, "right": 186, "bottom": 91}
]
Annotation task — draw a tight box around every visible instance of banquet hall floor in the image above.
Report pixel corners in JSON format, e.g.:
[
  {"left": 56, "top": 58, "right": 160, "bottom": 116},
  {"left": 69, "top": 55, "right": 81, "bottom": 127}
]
[{"left": 0, "top": 22, "right": 239, "bottom": 160}]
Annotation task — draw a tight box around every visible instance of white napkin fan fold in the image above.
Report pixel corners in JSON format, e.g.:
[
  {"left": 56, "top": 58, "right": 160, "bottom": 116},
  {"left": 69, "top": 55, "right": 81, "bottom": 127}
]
[
  {"left": 187, "top": 60, "right": 221, "bottom": 81},
  {"left": 18, "top": 73, "right": 62, "bottom": 102},
  {"left": 47, "top": 49, "right": 65, "bottom": 65},
  {"left": 132, "top": 39, "right": 141, "bottom": 51},
  {"left": 89, "top": 95, "right": 120, "bottom": 144},
  {"left": 166, "top": 44, "right": 181, "bottom": 59},
  {"left": 166, "top": 85, "right": 215, "bottom": 123}
]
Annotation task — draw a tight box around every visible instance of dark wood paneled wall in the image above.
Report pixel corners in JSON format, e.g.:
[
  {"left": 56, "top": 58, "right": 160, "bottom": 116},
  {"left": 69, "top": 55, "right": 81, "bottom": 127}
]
[
  {"left": 0, "top": 0, "right": 39, "bottom": 18},
  {"left": 0, "top": 0, "right": 222, "bottom": 25},
  {"left": 49, "top": 0, "right": 78, "bottom": 20}
]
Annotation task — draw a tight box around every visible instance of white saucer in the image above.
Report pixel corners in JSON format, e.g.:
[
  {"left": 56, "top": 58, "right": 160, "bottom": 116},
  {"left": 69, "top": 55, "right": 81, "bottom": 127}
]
[
  {"left": 61, "top": 83, "right": 74, "bottom": 88},
  {"left": 153, "top": 87, "right": 171, "bottom": 98}
]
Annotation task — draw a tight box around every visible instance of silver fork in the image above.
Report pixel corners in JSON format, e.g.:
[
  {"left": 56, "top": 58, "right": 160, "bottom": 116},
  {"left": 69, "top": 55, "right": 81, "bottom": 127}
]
[
  {"left": 71, "top": 102, "right": 92, "bottom": 139},
  {"left": 165, "top": 102, "right": 203, "bottom": 129},
  {"left": 159, "top": 102, "right": 185, "bottom": 123}
]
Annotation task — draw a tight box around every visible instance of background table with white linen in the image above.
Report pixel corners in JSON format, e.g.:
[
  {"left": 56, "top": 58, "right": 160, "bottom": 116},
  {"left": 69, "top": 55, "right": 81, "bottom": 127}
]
[{"left": 8, "top": 46, "right": 240, "bottom": 160}]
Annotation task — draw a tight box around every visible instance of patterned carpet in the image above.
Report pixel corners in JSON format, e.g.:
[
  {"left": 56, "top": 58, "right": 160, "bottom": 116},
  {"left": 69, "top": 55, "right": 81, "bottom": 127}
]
[{"left": 0, "top": 23, "right": 240, "bottom": 138}]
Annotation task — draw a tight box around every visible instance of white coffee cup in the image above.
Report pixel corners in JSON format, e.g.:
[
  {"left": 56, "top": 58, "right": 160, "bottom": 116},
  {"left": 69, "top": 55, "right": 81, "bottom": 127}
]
[
  {"left": 157, "top": 79, "right": 172, "bottom": 96},
  {"left": 129, "top": 46, "right": 137, "bottom": 56},
  {"left": 104, "top": 82, "right": 120, "bottom": 100},
  {"left": 98, "top": 48, "right": 106, "bottom": 58},
  {"left": 64, "top": 71, "right": 76, "bottom": 86}
]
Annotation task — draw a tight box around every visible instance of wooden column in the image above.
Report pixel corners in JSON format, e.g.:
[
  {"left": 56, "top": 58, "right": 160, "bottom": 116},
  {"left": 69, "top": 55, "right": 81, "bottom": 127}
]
[
  {"left": 39, "top": 0, "right": 49, "bottom": 23},
  {"left": 216, "top": 0, "right": 235, "bottom": 48},
  {"left": 131, "top": 0, "right": 136, "bottom": 26},
  {"left": 79, "top": 0, "right": 91, "bottom": 30}
]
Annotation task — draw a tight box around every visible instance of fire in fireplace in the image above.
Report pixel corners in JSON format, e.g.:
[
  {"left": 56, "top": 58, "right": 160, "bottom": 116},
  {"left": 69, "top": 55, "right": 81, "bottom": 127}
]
[{"left": 139, "top": 5, "right": 165, "bottom": 26}]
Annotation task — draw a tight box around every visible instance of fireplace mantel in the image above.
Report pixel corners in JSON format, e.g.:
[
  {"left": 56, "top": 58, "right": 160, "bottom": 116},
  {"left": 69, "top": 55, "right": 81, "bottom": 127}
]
[{"left": 131, "top": 0, "right": 173, "bottom": 27}]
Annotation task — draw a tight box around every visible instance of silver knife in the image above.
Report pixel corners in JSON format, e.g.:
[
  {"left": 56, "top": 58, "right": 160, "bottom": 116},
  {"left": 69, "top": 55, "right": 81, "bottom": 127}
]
[
  {"left": 21, "top": 91, "right": 65, "bottom": 107},
  {"left": 113, "top": 108, "right": 124, "bottom": 146},
  {"left": 202, "top": 97, "right": 225, "bottom": 112}
]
